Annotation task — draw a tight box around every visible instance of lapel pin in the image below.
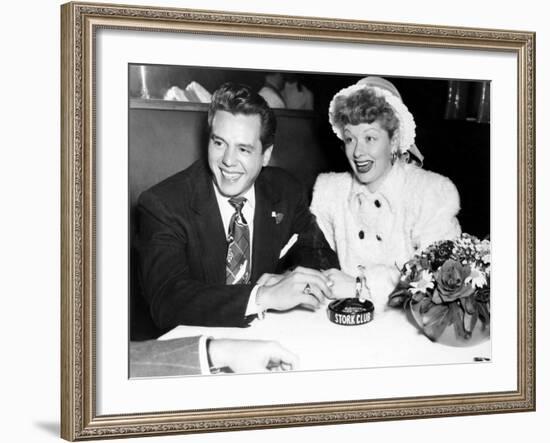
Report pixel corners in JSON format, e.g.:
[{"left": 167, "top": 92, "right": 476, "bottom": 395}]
[{"left": 271, "top": 211, "right": 284, "bottom": 224}]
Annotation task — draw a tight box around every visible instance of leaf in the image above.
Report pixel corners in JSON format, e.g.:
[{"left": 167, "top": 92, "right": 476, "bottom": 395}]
[
  {"left": 422, "top": 305, "right": 451, "bottom": 341},
  {"left": 461, "top": 294, "right": 476, "bottom": 314},
  {"left": 450, "top": 302, "right": 469, "bottom": 339},
  {"left": 432, "top": 290, "right": 444, "bottom": 305},
  {"left": 394, "top": 279, "right": 411, "bottom": 291},
  {"left": 477, "top": 302, "right": 491, "bottom": 326},
  {"left": 388, "top": 289, "right": 411, "bottom": 308},
  {"left": 419, "top": 297, "right": 435, "bottom": 315},
  {"left": 388, "top": 294, "right": 407, "bottom": 308},
  {"left": 476, "top": 288, "right": 490, "bottom": 304},
  {"left": 463, "top": 309, "right": 479, "bottom": 334}
]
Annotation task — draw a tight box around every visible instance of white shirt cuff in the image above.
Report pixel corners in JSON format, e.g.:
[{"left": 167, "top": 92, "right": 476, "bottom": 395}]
[
  {"left": 245, "top": 284, "right": 262, "bottom": 316},
  {"left": 198, "top": 335, "right": 212, "bottom": 375}
]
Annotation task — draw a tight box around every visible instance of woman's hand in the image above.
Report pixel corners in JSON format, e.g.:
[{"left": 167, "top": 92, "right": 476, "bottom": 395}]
[{"left": 323, "top": 268, "right": 356, "bottom": 299}]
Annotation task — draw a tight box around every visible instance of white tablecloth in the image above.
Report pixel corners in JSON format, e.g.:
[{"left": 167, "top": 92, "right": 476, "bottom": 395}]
[{"left": 160, "top": 304, "right": 491, "bottom": 372}]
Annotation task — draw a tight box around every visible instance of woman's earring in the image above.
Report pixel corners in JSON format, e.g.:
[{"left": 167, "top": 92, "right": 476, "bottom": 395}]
[{"left": 391, "top": 151, "right": 399, "bottom": 165}]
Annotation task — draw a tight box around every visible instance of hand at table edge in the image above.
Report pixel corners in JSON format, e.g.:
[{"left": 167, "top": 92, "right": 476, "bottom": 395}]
[{"left": 207, "top": 338, "right": 299, "bottom": 373}]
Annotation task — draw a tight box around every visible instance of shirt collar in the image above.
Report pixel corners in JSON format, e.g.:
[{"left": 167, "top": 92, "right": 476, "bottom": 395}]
[{"left": 212, "top": 182, "right": 256, "bottom": 211}]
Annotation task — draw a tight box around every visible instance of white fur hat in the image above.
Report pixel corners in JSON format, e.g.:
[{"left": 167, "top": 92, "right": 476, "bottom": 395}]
[{"left": 328, "top": 76, "right": 423, "bottom": 163}]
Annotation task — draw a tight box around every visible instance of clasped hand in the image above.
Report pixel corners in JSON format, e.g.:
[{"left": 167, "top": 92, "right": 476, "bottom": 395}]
[{"left": 256, "top": 266, "right": 335, "bottom": 312}]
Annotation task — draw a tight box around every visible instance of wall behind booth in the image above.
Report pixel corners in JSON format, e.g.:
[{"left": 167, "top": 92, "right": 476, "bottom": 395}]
[{"left": 128, "top": 105, "right": 337, "bottom": 209}]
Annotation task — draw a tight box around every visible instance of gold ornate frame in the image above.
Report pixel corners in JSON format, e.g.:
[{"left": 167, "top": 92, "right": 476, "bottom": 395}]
[{"left": 61, "top": 1, "right": 536, "bottom": 440}]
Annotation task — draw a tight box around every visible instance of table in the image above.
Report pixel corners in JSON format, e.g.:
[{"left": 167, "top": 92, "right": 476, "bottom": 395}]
[{"left": 161, "top": 304, "right": 491, "bottom": 372}]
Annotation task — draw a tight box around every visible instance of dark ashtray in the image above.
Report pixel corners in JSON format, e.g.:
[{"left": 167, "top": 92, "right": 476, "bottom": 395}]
[{"left": 327, "top": 298, "right": 374, "bottom": 326}]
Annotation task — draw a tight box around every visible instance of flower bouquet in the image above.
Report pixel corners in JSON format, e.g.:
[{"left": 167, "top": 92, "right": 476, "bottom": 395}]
[{"left": 388, "top": 234, "right": 490, "bottom": 345}]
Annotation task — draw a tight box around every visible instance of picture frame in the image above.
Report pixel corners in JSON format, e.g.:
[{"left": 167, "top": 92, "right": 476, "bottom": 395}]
[{"left": 61, "top": 1, "right": 536, "bottom": 440}]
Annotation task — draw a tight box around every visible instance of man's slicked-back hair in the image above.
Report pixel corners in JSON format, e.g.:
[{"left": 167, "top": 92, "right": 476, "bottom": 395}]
[{"left": 208, "top": 82, "right": 277, "bottom": 151}]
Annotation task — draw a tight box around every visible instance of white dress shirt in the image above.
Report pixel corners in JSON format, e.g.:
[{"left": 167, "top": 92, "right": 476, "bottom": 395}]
[
  {"left": 212, "top": 183, "right": 262, "bottom": 317},
  {"left": 213, "top": 183, "right": 256, "bottom": 250}
]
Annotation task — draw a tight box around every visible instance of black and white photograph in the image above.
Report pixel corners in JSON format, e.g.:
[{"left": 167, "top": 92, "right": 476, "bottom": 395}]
[
  {"left": 54, "top": 1, "right": 537, "bottom": 441},
  {"left": 128, "top": 64, "right": 491, "bottom": 378}
]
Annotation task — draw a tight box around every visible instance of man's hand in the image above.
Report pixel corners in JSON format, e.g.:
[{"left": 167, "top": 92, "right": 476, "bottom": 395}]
[
  {"left": 208, "top": 339, "right": 299, "bottom": 373},
  {"left": 256, "top": 266, "right": 333, "bottom": 312},
  {"left": 323, "top": 268, "right": 356, "bottom": 299},
  {"left": 256, "top": 272, "right": 286, "bottom": 287}
]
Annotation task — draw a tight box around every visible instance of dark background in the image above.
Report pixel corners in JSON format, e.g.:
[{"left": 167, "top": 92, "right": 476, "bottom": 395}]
[{"left": 129, "top": 64, "right": 490, "bottom": 340}]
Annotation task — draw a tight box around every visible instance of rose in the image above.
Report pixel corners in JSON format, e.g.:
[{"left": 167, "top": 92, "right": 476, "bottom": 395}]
[{"left": 433, "top": 259, "right": 474, "bottom": 303}]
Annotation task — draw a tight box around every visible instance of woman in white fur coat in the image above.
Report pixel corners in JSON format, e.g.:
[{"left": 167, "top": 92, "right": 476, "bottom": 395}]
[{"left": 310, "top": 77, "right": 461, "bottom": 311}]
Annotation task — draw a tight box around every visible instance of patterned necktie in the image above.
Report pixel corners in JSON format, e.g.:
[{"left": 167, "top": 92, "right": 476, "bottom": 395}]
[{"left": 225, "top": 197, "right": 251, "bottom": 284}]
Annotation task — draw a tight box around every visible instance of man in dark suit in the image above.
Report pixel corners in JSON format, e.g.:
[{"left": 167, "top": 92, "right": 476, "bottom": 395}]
[{"left": 134, "top": 82, "right": 339, "bottom": 337}]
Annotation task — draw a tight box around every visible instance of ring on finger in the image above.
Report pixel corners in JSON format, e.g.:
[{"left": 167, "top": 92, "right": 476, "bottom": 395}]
[{"left": 303, "top": 283, "right": 311, "bottom": 295}]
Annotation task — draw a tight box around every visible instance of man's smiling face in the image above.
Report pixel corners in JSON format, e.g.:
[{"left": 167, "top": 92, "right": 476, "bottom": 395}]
[{"left": 208, "top": 110, "right": 273, "bottom": 197}]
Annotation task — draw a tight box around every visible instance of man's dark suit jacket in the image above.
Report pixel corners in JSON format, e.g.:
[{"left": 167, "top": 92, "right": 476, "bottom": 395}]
[{"left": 132, "top": 160, "right": 339, "bottom": 339}]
